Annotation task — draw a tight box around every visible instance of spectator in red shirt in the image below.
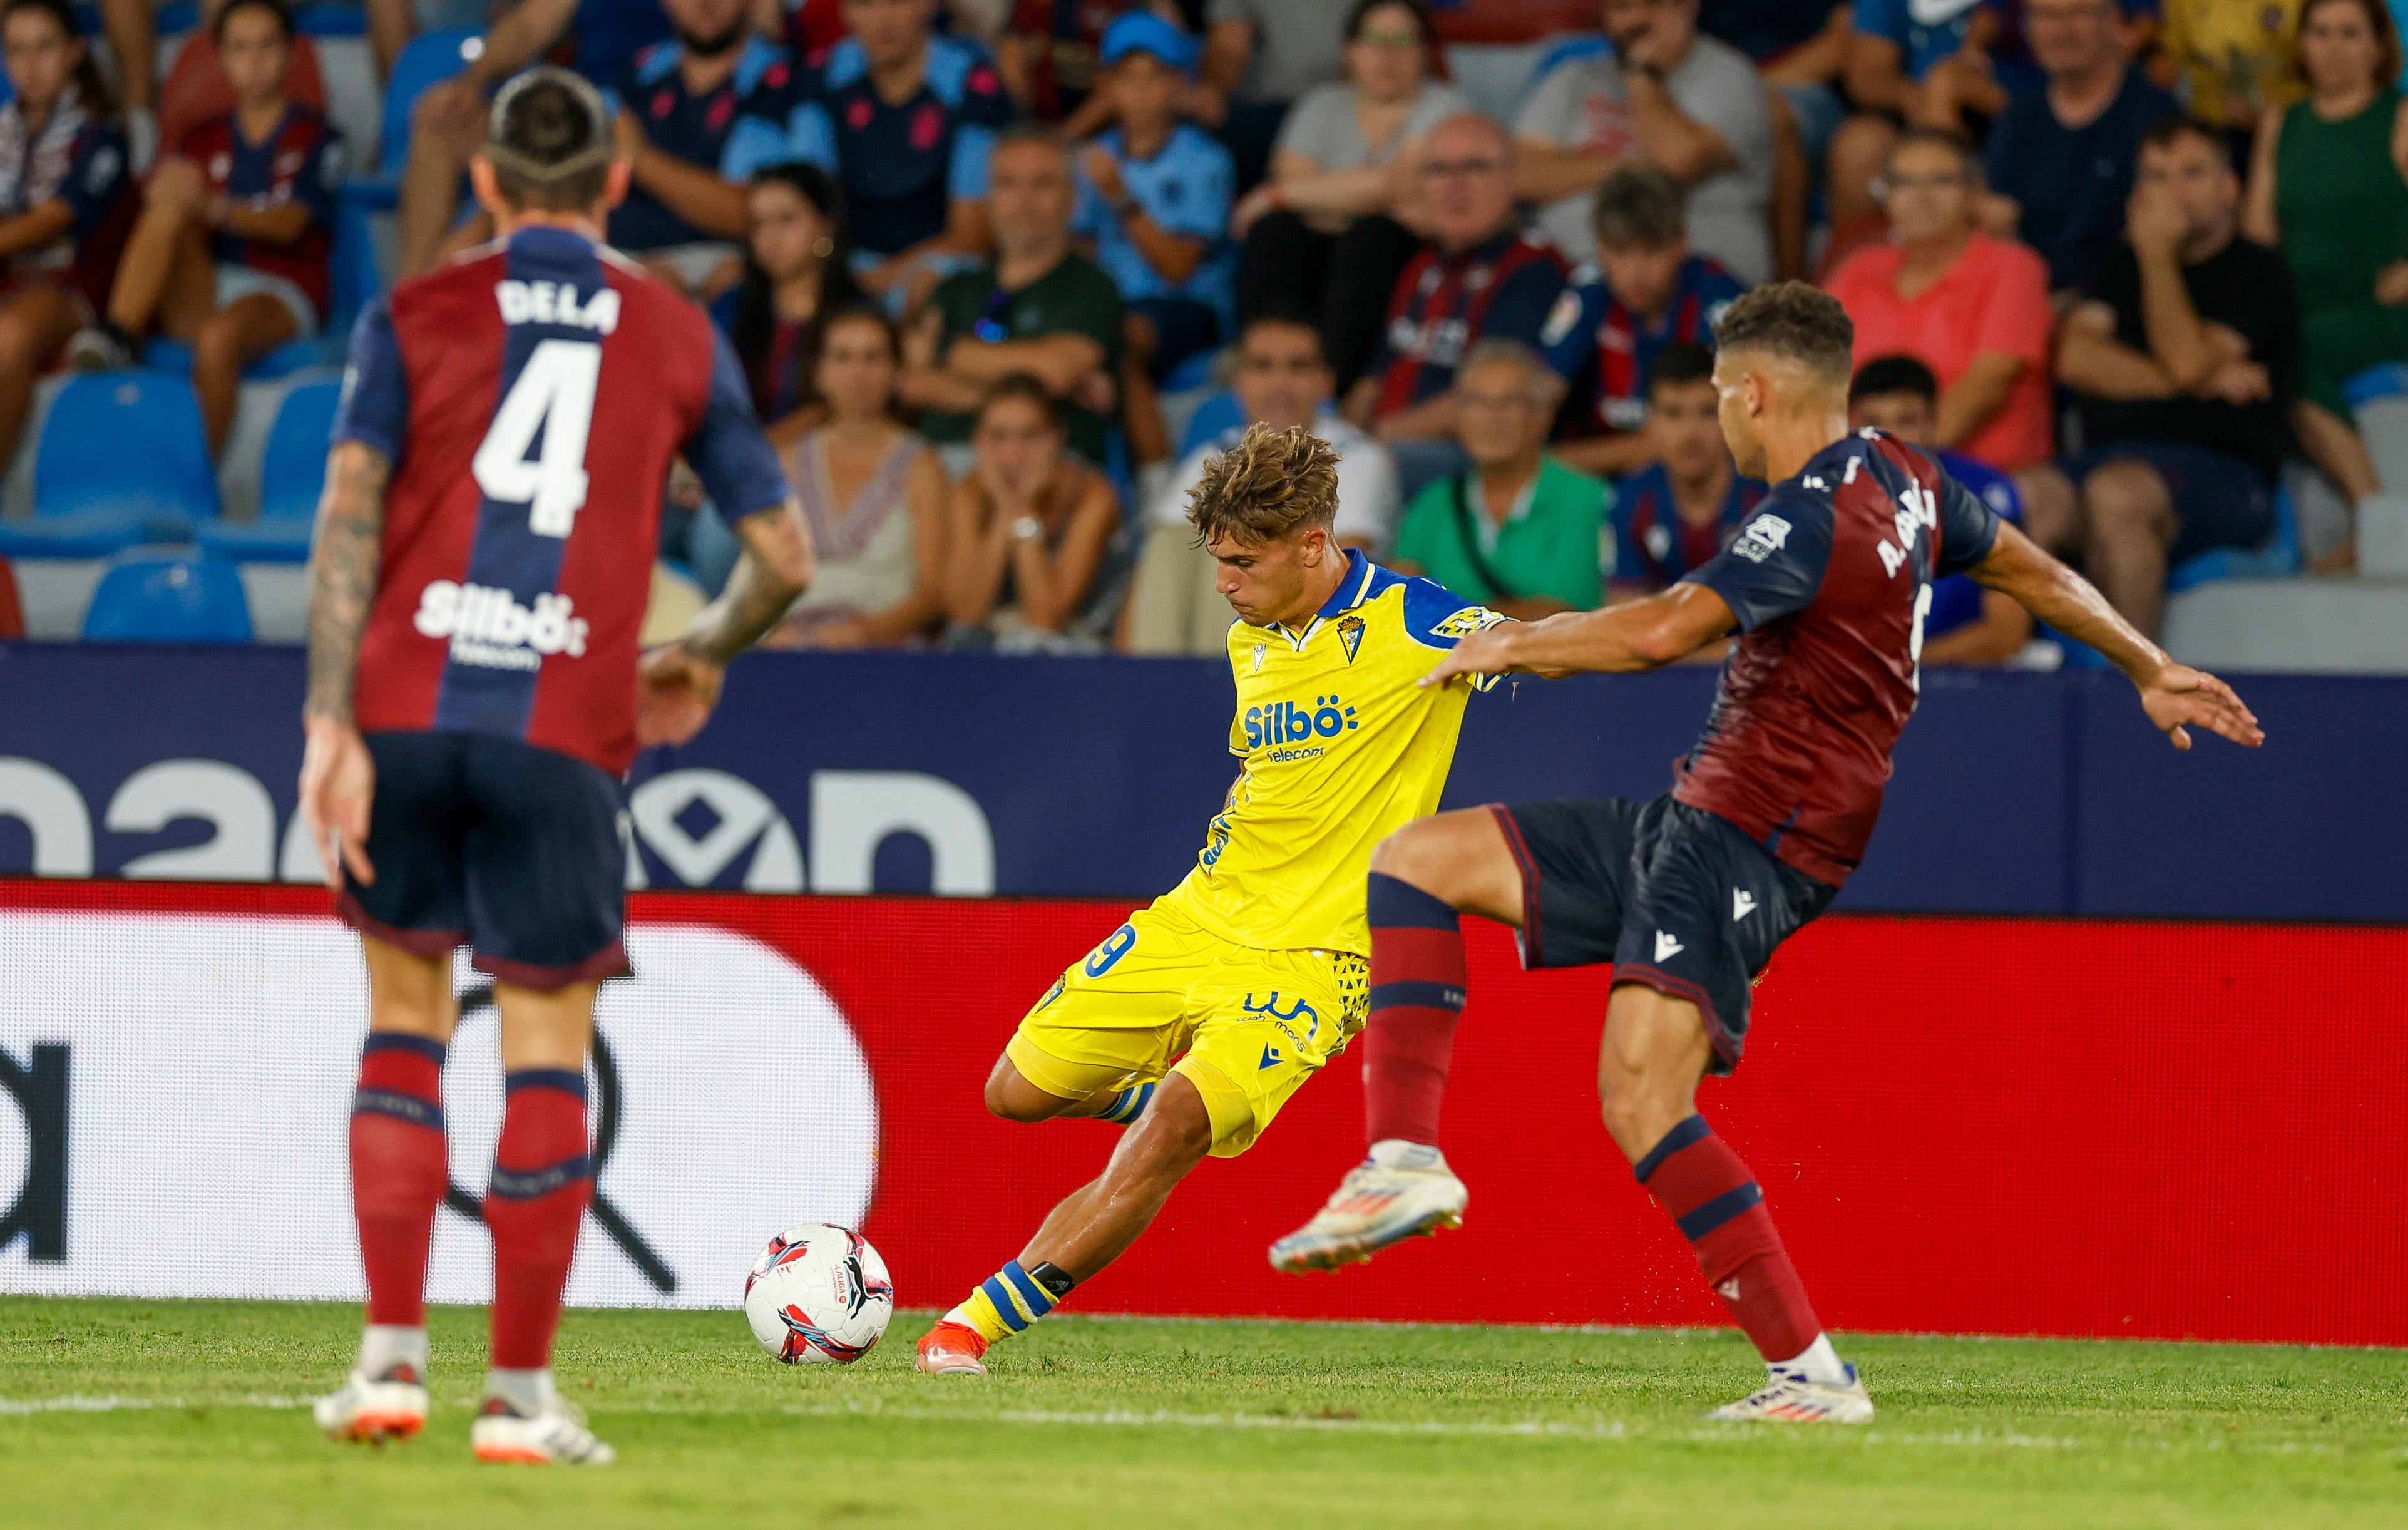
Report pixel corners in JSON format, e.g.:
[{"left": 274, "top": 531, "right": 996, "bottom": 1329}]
[
  {"left": 1821, "top": 128, "right": 2054, "bottom": 471},
  {"left": 70, "top": 0, "right": 341, "bottom": 456}
]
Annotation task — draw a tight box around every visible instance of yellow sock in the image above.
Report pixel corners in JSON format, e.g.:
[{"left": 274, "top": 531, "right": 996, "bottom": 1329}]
[{"left": 945, "top": 1260, "right": 1065, "bottom": 1343}]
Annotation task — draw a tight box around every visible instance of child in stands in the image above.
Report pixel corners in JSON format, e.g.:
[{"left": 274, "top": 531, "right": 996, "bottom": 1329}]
[
  {"left": 0, "top": 0, "right": 131, "bottom": 471},
  {"left": 70, "top": 0, "right": 342, "bottom": 456}
]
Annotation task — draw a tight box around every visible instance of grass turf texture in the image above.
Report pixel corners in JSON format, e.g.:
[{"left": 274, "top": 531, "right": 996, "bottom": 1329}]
[{"left": 3, "top": 1298, "right": 2403, "bottom": 1527}]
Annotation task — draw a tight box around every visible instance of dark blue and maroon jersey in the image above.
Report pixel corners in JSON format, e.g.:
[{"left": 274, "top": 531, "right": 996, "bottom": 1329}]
[
  {"left": 333, "top": 227, "right": 789, "bottom": 777},
  {"left": 1675, "top": 429, "right": 2002, "bottom": 886},
  {"left": 178, "top": 104, "right": 344, "bottom": 319},
  {"left": 1611, "top": 461, "right": 1766, "bottom": 590},
  {"left": 1542, "top": 254, "right": 1744, "bottom": 435},
  {"left": 1368, "top": 230, "right": 1571, "bottom": 419},
  {"left": 790, "top": 34, "right": 1013, "bottom": 259},
  {"left": 1926, "top": 446, "right": 2024, "bottom": 640},
  {"left": 603, "top": 38, "right": 806, "bottom": 252}
]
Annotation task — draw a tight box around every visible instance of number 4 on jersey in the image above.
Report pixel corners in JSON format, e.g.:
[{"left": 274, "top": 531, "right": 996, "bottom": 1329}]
[{"left": 472, "top": 339, "right": 601, "bottom": 537}]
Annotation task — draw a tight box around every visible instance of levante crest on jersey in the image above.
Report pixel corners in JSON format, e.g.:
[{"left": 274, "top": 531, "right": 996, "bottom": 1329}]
[{"left": 1336, "top": 615, "right": 1365, "bottom": 664}]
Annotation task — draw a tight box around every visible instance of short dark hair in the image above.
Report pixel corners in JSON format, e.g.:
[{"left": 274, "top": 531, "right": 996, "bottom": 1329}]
[
  {"left": 1592, "top": 164, "right": 1686, "bottom": 250},
  {"left": 212, "top": 0, "right": 293, "bottom": 44},
  {"left": 1187, "top": 423, "right": 1340, "bottom": 545},
  {"left": 976, "top": 372, "right": 1062, "bottom": 431},
  {"left": 990, "top": 120, "right": 1073, "bottom": 166},
  {"left": 2139, "top": 114, "right": 2232, "bottom": 168},
  {"left": 1238, "top": 309, "right": 1326, "bottom": 354},
  {"left": 1712, "top": 281, "right": 1855, "bottom": 388},
  {"left": 1647, "top": 341, "right": 1716, "bottom": 397},
  {"left": 1345, "top": 0, "right": 1435, "bottom": 49},
  {"left": 485, "top": 67, "right": 613, "bottom": 211},
  {"left": 1850, "top": 353, "right": 1939, "bottom": 405}
]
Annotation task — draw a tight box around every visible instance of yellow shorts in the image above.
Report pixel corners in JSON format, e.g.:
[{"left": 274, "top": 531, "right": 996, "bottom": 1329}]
[{"left": 1006, "top": 901, "right": 1369, "bottom": 1157}]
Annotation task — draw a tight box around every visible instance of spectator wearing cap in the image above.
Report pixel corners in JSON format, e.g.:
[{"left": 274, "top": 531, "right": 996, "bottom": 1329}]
[
  {"left": 2245, "top": 0, "right": 2408, "bottom": 533},
  {"left": 1196, "top": 0, "right": 1362, "bottom": 191},
  {"left": 1982, "top": 0, "right": 2180, "bottom": 295},
  {"left": 1127, "top": 311, "right": 1398, "bottom": 654},
  {"left": 1074, "top": 14, "right": 1238, "bottom": 384},
  {"left": 70, "top": 0, "right": 341, "bottom": 456},
  {"left": 1345, "top": 113, "right": 1575, "bottom": 499},
  {"left": 1829, "top": 0, "right": 2008, "bottom": 238},
  {"left": 791, "top": 0, "right": 1017, "bottom": 311},
  {"left": 1514, "top": 0, "right": 1778, "bottom": 287},
  {"left": 1390, "top": 339, "right": 1611, "bottom": 619},
  {"left": 1606, "top": 340, "right": 1763, "bottom": 593},
  {"left": 1230, "top": 0, "right": 1471, "bottom": 394},
  {"left": 1541, "top": 165, "right": 1745, "bottom": 480},
  {"left": 1823, "top": 128, "right": 2056, "bottom": 471},
  {"left": 1849, "top": 354, "right": 2034, "bottom": 663},
  {"left": 902, "top": 125, "right": 1127, "bottom": 468},
  {"left": 1001, "top": 0, "right": 1179, "bottom": 130},
  {"left": 2027, "top": 117, "right": 2298, "bottom": 636}
]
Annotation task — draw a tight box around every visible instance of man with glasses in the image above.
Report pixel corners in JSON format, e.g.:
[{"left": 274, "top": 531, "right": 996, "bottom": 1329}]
[
  {"left": 1515, "top": 0, "right": 1777, "bottom": 285},
  {"left": 1982, "top": 0, "right": 2178, "bottom": 295},
  {"left": 1343, "top": 113, "right": 1575, "bottom": 500},
  {"left": 1390, "top": 339, "right": 1612, "bottom": 619},
  {"left": 901, "top": 125, "right": 1125, "bottom": 470},
  {"left": 1821, "top": 128, "right": 2055, "bottom": 472}
]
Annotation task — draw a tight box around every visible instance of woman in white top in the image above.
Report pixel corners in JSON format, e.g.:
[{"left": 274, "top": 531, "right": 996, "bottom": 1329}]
[
  {"left": 769, "top": 305, "right": 951, "bottom": 649},
  {"left": 1229, "top": 0, "right": 1471, "bottom": 391}
]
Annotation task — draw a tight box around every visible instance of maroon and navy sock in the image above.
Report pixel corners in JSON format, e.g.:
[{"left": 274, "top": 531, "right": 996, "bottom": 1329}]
[
  {"left": 484, "top": 1069, "right": 593, "bottom": 1373},
  {"left": 1633, "top": 1114, "right": 1825, "bottom": 1367},
  {"left": 349, "top": 1033, "right": 449, "bottom": 1330},
  {"left": 1361, "top": 871, "right": 1468, "bottom": 1149}
]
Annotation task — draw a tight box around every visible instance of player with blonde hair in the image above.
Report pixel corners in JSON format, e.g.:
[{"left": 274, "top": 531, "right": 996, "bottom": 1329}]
[{"left": 916, "top": 423, "right": 1506, "bottom": 1375}]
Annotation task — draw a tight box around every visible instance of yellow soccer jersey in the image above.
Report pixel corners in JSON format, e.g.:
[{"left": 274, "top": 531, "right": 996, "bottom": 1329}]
[{"left": 1159, "top": 550, "right": 1504, "bottom": 957}]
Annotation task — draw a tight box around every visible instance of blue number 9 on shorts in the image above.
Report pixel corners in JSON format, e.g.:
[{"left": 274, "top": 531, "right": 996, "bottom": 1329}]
[{"left": 1084, "top": 923, "right": 1138, "bottom": 977}]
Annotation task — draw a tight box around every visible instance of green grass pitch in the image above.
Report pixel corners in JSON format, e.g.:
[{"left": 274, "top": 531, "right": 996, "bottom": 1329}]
[{"left": 3, "top": 1296, "right": 2404, "bottom": 1528}]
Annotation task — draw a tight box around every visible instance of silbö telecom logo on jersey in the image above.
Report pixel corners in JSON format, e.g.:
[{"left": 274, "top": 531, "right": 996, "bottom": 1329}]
[
  {"left": 414, "top": 580, "right": 590, "bottom": 671},
  {"left": 1244, "top": 695, "right": 1358, "bottom": 763}
]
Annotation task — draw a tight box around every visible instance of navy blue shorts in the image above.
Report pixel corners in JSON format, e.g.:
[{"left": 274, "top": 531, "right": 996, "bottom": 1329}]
[
  {"left": 1493, "top": 796, "right": 1838, "bottom": 1074},
  {"left": 338, "top": 731, "right": 630, "bottom": 990},
  {"left": 2060, "top": 441, "right": 2274, "bottom": 567},
  {"left": 1129, "top": 295, "right": 1222, "bottom": 381}
]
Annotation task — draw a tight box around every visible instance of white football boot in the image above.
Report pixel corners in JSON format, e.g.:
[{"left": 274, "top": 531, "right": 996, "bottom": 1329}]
[
  {"left": 470, "top": 1379, "right": 617, "bottom": 1465},
  {"left": 1268, "top": 1145, "right": 1468, "bottom": 1272},
  {"left": 314, "top": 1364, "right": 429, "bottom": 1444},
  {"left": 1707, "top": 1363, "right": 1875, "bottom": 1424}
]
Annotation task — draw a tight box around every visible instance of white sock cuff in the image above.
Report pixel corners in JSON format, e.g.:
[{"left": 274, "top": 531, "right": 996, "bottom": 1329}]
[
  {"left": 1772, "top": 1332, "right": 1848, "bottom": 1385},
  {"left": 1368, "top": 1138, "right": 1446, "bottom": 1169}
]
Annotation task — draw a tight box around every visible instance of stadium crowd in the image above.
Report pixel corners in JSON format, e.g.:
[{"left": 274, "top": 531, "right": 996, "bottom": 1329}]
[{"left": 0, "top": 0, "right": 2402, "bottom": 652}]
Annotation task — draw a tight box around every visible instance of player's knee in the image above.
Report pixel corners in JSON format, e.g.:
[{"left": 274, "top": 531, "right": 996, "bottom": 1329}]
[
  {"left": 982, "top": 1059, "right": 1063, "bottom": 1122},
  {"left": 1122, "top": 1077, "right": 1213, "bottom": 1172},
  {"left": 1368, "top": 818, "right": 1459, "bottom": 900}
]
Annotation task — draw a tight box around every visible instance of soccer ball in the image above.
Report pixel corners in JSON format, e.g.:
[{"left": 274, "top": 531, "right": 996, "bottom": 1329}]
[{"left": 743, "top": 1225, "right": 894, "bottom": 1364}]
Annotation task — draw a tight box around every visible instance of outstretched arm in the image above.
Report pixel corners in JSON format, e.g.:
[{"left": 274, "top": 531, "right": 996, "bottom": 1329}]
[
  {"left": 1972, "top": 521, "right": 2263, "bottom": 751},
  {"left": 637, "top": 503, "right": 814, "bottom": 746},
  {"left": 299, "top": 442, "right": 392, "bottom": 888},
  {"left": 1418, "top": 583, "right": 1738, "bottom": 688}
]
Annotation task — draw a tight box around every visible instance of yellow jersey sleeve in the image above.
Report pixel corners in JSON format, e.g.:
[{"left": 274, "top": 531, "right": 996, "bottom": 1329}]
[{"left": 1161, "top": 557, "right": 1504, "bottom": 956}]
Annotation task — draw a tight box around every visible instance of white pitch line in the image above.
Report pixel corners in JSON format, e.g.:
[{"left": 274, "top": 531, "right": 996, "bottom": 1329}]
[{"left": 0, "top": 1395, "right": 307, "bottom": 1415}]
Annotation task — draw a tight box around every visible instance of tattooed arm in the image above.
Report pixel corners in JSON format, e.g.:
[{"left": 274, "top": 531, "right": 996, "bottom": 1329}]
[
  {"left": 636, "top": 500, "right": 814, "bottom": 747},
  {"left": 297, "top": 442, "right": 391, "bottom": 888}
]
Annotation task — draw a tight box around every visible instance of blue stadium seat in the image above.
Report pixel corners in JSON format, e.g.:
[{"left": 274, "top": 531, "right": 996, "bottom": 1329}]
[
  {"left": 81, "top": 548, "right": 254, "bottom": 642},
  {"left": 327, "top": 190, "right": 384, "bottom": 339},
  {"left": 1162, "top": 346, "right": 1221, "bottom": 395},
  {"left": 2166, "top": 481, "right": 2302, "bottom": 593},
  {"left": 197, "top": 379, "right": 342, "bottom": 563},
  {"left": 34, "top": 373, "right": 219, "bottom": 543},
  {"left": 2342, "top": 362, "right": 2408, "bottom": 411},
  {"left": 349, "top": 27, "right": 484, "bottom": 200},
  {"left": 143, "top": 336, "right": 327, "bottom": 380}
]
